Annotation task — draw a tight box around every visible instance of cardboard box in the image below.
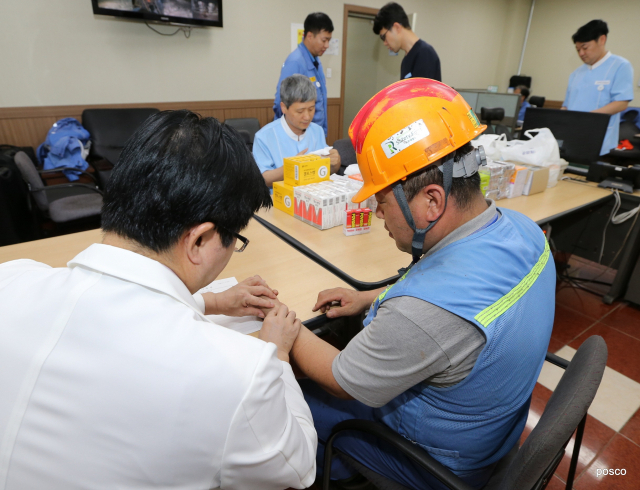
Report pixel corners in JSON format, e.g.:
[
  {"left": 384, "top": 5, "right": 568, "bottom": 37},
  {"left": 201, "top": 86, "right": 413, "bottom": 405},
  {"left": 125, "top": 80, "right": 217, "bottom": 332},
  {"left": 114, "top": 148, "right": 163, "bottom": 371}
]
[
  {"left": 283, "top": 154, "right": 330, "bottom": 186},
  {"left": 272, "top": 181, "right": 295, "bottom": 216},
  {"left": 522, "top": 165, "right": 550, "bottom": 196}
]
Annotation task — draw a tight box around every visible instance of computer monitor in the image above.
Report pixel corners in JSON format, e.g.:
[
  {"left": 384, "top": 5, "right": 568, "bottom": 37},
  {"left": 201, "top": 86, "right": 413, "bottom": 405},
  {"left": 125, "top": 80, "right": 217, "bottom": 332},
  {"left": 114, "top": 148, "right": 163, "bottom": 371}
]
[{"left": 521, "top": 108, "right": 610, "bottom": 166}]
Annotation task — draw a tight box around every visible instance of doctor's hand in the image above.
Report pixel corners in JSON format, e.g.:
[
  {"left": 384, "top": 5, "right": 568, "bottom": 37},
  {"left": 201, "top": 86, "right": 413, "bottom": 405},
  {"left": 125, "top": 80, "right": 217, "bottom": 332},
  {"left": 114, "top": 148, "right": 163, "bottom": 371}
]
[
  {"left": 259, "top": 304, "right": 302, "bottom": 363},
  {"left": 202, "top": 275, "right": 278, "bottom": 318},
  {"left": 329, "top": 149, "right": 341, "bottom": 174},
  {"left": 296, "top": 148, "right": 308, "bottom": 156},
  {"left": 313, "top": 287, "right": 379, "bottom": 319}
]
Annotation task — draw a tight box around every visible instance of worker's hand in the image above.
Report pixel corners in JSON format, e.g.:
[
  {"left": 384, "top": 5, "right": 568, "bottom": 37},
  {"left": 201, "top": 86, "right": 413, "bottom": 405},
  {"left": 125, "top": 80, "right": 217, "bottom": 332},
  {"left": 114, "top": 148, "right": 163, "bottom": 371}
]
[
  {"left": 296, "top": 148, "right": 308, "bottom": 156},
  {"left": 313, "top": 287, "right": 371, "bottom": 319},
  {"left": 260, "top": 304, "right": 302, "bottom": 363},
  {"left": 329, "top": 148, "right": 341, "bottom": 173},
  {"left": 202, "top": 275, "right": 278, "bottom": 318}
]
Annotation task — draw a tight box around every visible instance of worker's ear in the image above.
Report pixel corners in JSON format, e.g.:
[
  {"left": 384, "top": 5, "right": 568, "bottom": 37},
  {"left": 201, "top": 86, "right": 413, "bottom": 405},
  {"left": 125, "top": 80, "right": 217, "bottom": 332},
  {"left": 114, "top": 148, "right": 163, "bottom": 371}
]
[
  {"left": 183, "top": 222, "right": 216, "bottom": 266},
  {"left": 280, "top": 101, "right": 288, "bottom": 115},
  {"left": 414, "top": 184, "right": 447, "bottom": 223}
]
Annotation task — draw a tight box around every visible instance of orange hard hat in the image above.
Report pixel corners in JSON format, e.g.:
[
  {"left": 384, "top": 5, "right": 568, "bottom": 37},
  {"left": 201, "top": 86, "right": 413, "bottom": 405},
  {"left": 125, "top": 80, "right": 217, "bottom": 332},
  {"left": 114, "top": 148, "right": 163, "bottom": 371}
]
[{"left": 348, "top": 79, "right": 486, "bottom": 203}]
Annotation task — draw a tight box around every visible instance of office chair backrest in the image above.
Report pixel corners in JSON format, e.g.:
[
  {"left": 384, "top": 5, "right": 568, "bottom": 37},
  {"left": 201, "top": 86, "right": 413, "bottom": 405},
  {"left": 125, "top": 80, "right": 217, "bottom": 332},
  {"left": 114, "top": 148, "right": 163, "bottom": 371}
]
[
  {"left": 82, "top": 108, "right": 160, "bottom": 165},
  {"left": 529, "top": 96, "right": 545, "bottom": 108},
  {"left": 224, "top": 118, "right": 261, "bottom": 144},
  {"left": 481, "top": 107, "right": 505, "bottom": 123},
  {"left": 499, "top": 336, "right": 607, "bottom": 490},
  {"left": 14, "top": 151, "right": 48, "bottom": 212}
]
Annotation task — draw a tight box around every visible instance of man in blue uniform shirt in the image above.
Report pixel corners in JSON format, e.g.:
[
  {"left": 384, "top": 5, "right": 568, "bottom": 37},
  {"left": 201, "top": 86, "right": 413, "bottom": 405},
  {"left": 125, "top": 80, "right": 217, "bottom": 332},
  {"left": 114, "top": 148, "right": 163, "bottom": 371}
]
[
  {"left": 255, "top": 75, "right": 340, "bottom": 188},
  {"left": 562, "top": 20, "right": 634, "bottom": 155},
  {"left": 273, "top": 12, "right": 333, "bottom": 136}
]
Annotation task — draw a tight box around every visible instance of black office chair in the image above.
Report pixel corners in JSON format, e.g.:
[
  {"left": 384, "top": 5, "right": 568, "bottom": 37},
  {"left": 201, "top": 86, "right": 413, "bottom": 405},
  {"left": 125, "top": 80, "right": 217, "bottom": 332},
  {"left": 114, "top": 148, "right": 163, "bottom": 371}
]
[
  {"left": 224, "top": 118, "right": 261, "bottom": 145},
  {"left": 323, "top": 336, "right": 607, "bottom": 490},
  {"left": 14, "top": 151, "right": 103, "bottom": 230},
  {"left": 480, "top": 107, "right": 512, "bottom": 141},
  {"left": 529, "top": 96, "right": 546, "bottom": 108},
  {"left": 82, "top": 108, "right": 160, "bottom": 187}
]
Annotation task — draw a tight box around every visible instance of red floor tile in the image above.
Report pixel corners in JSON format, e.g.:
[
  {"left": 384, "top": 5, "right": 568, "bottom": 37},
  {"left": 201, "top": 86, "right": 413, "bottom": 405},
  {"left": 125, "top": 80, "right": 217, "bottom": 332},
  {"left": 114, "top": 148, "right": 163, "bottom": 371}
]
[
  {"left": 600, "top": 303, "right": 640, "bottom": 340},
  {"left": 575, "top": 435, "right": 640, "bottom": 489},
  {"left": 555, "top": 414, "right": 616, "bottom": 482},
  {"left": 569, "top": 323, "right": 640, "bottom": 384},
  {"left": 620, "top": 407, "right": 640, "bottom": 447},
  {"left": 548, "top": 337, "right": 566, "bottom": 354},
  {"left": 546, "top": 474, "right": 570, "bottom": 490},
  {"left": 556, "top": 286, "right": 618, "bottom": 321},
  {"left": 552, "top": 304, "right": 597, "bottom": 344}
]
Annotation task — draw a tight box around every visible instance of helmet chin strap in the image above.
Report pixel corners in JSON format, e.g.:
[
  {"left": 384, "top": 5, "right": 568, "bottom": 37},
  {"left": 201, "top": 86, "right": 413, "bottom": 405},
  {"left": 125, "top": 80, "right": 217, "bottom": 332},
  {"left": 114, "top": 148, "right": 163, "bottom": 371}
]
[{"left": 392, "top": 153, "right": 454, "bottom": 264}]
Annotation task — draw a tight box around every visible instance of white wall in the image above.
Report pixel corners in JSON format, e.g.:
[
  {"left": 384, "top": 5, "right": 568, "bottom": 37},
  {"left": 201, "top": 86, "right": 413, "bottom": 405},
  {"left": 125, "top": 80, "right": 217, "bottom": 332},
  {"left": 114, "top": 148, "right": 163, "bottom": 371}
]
[
  {"left": 521, "top": 0, "right": 639, "bottom": 103},
  {"left": 0, "top": 0, "right": 533, "bottom": 108}
]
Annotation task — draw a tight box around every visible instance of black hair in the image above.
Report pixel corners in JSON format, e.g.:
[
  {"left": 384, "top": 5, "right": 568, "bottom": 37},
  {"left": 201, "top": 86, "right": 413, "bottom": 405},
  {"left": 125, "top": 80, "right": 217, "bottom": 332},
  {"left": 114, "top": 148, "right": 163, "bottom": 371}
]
[
  {"left": 373, "top": 2, "right": 411, "bottom": 35},
  {"left": 403, "top": 143, "right": 481, "bottom": 210},
  {"left": 304, "top": 12, "right": 334, "bottom": 37},
  {"left": 102, "top": 110, "right": 271, "bottom": 252},
  {"left": 516, "top": 85, "right": 530, "bottom": 99},
  {"left": 572, "top": 20, "right": 608, "bottom": 43}
]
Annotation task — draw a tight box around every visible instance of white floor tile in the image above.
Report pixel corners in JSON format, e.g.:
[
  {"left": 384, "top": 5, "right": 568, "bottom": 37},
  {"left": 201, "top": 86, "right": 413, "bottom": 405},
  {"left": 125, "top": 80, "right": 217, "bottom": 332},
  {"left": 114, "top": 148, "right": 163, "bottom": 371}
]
[{"left": 537, "top": 346, "right": 640, "bottom": 431}]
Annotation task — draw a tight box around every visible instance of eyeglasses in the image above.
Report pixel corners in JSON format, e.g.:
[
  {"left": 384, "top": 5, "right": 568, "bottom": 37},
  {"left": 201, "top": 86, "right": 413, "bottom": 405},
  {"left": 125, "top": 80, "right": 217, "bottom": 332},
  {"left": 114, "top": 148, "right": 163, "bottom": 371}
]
[
  {"left": 231, "top": 231, "right": 249, "bottom": 253},
  {"left": 379, "top": 29, "right": 388, "bottom": 42},
  {"left": 217, "top": 225, "right": 249, "bottom": 253}
]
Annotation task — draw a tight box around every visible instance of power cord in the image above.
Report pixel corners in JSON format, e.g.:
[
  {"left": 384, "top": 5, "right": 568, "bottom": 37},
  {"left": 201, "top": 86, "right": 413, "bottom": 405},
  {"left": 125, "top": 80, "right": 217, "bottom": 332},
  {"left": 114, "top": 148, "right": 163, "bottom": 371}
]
[{"left": 145, "top": 22, "right": 192, "bottom": 38}]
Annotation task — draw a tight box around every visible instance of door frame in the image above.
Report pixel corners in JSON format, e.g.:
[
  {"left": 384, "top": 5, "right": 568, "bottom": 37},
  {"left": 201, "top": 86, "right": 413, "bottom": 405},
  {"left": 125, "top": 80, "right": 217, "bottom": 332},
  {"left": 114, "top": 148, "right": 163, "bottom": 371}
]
[{"left": 339, "top": 4, "right": 380, "bottom": 139}]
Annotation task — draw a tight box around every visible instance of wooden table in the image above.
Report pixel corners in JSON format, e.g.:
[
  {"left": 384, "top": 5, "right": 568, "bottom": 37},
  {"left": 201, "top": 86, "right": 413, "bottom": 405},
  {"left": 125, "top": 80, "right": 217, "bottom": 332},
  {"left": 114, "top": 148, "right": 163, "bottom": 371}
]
[
  {"left": 255, "top": 180, "right": 615, "bottom": 290},
  {"left": 0, "top": 218, "right": 349, "bottom": 326}
]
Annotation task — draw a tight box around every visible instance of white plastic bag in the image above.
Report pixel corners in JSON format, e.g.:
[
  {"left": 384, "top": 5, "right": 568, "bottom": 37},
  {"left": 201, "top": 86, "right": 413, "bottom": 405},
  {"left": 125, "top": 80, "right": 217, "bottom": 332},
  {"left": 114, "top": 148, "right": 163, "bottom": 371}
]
[
  {"left": 500, "top": 128, "right": 560, "bottom": 166},
  {"left": 471, "top": 133, "right": 508, "bottom": 160}
]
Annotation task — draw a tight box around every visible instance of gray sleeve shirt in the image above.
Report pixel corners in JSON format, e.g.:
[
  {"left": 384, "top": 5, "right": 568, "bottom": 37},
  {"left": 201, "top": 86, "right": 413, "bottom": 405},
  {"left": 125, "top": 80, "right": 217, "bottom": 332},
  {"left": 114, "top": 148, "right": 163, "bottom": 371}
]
[{"left": 332, "top": 201, "right": 498, "bottom": 408}]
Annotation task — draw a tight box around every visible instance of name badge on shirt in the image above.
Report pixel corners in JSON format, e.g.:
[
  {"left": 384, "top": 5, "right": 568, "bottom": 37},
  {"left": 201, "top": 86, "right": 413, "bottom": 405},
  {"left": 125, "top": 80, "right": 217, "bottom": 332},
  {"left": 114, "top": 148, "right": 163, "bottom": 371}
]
[
  {"left": 309, "top": 76, "right": 316, "bottom": 82},
  {"left": 595, "top": 80, "right": 610, "bottom": 91}
]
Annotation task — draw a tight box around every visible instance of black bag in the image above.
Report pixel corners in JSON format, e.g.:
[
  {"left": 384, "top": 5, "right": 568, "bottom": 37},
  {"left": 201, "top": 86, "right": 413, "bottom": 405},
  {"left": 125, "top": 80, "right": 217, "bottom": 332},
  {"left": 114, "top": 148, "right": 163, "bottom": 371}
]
[{"left": 0, "top": 146, "right": 39, "bottom": 246}]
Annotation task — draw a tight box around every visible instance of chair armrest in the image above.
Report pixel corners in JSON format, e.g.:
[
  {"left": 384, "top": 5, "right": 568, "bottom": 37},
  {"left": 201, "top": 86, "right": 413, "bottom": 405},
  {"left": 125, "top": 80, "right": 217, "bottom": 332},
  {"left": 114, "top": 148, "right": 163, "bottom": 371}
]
[
  {"left": 324, "top": 419, "right": 475, "bottom": 490},
  {"left": 545, "top": 351, "right": 570, "bottom": 369},
  {"left": 38, "top": 168, "right": 98, "bottom": 184},
  {"left": 29, "top": 183, "right": 103, "bottom": 196}
]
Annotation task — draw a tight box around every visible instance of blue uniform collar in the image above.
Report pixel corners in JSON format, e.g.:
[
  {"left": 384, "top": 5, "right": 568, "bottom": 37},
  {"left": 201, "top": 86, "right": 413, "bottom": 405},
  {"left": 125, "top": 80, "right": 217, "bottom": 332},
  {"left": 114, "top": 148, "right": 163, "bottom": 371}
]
[{"left": 298, "top": 42, "right": 319, "bottom": 71}]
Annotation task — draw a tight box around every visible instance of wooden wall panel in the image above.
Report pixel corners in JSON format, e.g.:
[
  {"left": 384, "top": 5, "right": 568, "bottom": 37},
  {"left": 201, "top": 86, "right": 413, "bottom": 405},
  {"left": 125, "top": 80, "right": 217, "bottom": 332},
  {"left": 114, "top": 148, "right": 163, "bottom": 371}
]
[
  {"left": 543, "top": 100, "right": 564, "bottom": 109},
  {"left": 326, "top": 101, "right": 341, "bottom": 145},
  {"left": 0, "top": 98, "right": 342, "bottom": 149}
]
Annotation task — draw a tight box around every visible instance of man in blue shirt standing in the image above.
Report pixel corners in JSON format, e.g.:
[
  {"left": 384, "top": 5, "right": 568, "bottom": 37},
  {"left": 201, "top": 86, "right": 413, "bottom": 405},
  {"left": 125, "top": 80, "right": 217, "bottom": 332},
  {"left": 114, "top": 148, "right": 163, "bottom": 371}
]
[
  {"left": 256, "top": 75, "right": 340, "bottom": 188},
  {"left": 273, "top": 13, "right": 333, "bottom": 137},
  {"left": 563, "top": 20, "right": 634, "bottom": 155}
]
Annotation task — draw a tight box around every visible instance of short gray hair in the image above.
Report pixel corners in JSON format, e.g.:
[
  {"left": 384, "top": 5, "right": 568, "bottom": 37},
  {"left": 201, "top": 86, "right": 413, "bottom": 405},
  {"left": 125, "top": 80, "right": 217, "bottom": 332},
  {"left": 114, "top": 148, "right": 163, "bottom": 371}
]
[{"left": 280, "top": 74, "right": 317, "bottom": 109}]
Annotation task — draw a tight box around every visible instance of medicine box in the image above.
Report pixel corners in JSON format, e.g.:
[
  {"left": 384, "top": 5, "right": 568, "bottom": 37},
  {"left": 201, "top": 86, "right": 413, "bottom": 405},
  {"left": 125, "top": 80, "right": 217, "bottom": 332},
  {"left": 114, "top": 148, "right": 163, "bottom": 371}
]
[
  {"left": 272, "top": 181, "right": 295, "bottom": 216},
  {"left": 343, "top": 208, "right": 372, "bottom": 236},
  {"left": 283, "top": 154, "right": 330, "bottom": 186},
  {"left": 293, "top": 179, "right": 363, "bottom": 230}
]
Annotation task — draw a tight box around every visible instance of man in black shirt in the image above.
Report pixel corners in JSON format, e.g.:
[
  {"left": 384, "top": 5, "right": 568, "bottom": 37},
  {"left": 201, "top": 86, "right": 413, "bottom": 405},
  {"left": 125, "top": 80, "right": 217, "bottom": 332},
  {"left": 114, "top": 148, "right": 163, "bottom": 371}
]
[{"left": 373, "top": 2, "right": 441, "bottom": 82}]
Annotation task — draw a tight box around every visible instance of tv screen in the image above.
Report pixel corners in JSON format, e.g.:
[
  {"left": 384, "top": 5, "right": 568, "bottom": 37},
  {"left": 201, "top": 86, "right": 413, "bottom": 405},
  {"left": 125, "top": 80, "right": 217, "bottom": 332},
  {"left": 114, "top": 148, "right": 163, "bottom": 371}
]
[{"left": 92, "top": 0, "right": 223, "bottom": 28}]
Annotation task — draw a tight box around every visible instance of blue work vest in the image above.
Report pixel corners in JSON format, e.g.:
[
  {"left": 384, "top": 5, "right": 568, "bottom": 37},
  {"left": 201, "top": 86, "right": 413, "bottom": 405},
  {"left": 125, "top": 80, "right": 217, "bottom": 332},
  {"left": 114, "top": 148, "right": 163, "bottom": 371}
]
[{"left": 364, "top": 209, "right": 555, "bottom": 472}]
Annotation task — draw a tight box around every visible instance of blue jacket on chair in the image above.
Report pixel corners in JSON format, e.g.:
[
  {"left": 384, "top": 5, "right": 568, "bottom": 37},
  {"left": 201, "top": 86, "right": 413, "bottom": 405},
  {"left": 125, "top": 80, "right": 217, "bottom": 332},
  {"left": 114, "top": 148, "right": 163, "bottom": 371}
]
[{"left": 37, "top": 118, "right": 91, "bottom": 181}]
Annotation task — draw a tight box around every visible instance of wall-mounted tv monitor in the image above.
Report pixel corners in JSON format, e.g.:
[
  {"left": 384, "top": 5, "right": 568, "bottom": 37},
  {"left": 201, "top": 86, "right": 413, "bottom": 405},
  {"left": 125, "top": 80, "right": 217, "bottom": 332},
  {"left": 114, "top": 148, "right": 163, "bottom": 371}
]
[{"left": 92, "top": 0, "right": 223, "bottom": 28}]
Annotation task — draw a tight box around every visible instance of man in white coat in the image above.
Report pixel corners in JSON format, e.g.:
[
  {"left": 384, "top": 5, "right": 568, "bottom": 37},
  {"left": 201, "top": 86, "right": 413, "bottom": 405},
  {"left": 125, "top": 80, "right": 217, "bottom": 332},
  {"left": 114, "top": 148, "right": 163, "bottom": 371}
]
[{"left": 0, "top": 110, "right": 317, "bottom": 489}]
